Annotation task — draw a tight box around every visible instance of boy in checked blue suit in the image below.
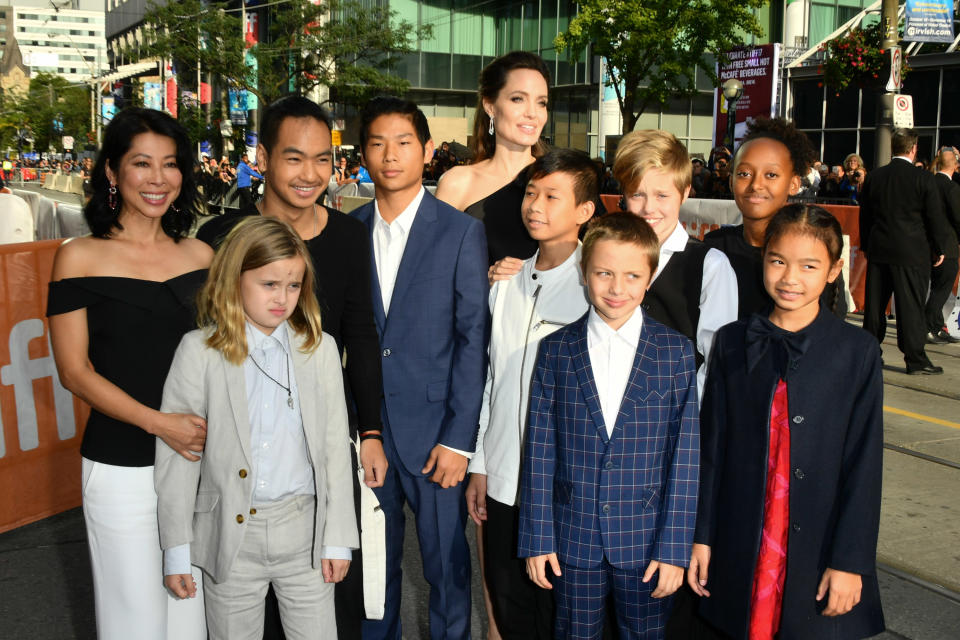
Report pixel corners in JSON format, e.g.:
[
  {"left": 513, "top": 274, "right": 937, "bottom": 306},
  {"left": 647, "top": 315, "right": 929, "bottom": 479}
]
[{"left": 519, "top": 212, "right": 699, "bottom": 640}]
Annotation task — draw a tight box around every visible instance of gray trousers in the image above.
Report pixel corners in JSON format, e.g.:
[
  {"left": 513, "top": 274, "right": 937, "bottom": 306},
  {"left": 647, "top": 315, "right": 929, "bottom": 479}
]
[{"left": 203, "top": 494, "right": 337, "bottom": 640}]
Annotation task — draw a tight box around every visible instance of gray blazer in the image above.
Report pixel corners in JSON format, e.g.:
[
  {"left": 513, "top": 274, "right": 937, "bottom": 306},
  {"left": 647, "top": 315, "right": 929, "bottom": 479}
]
[{"left": 155, "top": 328, "right": 359, "bottom": 584}]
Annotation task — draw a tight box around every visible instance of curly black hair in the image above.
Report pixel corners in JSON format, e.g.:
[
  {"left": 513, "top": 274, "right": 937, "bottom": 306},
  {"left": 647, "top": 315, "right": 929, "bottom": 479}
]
[
  {"left": 736, "top": 116, "right": 817, "bottom": 178},
  {"left": 85, "top": 108, "right": 198, "bottom": 240}
]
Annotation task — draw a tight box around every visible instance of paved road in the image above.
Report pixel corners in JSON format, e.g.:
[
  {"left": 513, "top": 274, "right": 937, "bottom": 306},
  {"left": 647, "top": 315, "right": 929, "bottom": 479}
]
[{"left": 1, "top": 315, "right": 958, "bottom": 638}]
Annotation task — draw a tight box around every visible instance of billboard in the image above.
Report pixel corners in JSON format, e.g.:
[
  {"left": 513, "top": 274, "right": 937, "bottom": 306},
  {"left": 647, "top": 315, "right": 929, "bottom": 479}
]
[
  {"left": 713, "top": 44, "right": 781, "bottom": 147},
  {"left": 904, "top": 0, "right": 954, "bottom": 43}
]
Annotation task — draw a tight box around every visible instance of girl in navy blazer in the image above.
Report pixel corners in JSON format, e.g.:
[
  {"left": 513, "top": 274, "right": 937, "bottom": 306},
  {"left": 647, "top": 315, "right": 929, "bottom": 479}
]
[{"left": 690, "top": 205, "right": 885, "bottom": 639}]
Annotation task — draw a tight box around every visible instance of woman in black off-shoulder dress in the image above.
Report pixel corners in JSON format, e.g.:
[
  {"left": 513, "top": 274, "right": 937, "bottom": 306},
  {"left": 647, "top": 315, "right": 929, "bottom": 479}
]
[{"left": 47, "top": 109, "right": 212, "bottom": 640}]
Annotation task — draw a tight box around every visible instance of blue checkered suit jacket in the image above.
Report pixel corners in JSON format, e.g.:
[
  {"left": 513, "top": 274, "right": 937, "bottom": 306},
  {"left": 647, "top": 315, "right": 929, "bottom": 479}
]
[{"left": 517, "top": 311, "right": 699, "bottom": 570}]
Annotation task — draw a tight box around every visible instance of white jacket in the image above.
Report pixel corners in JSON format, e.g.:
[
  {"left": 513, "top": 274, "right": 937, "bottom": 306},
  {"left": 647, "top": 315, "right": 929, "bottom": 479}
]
[{"left": 468, "top": 245, "right": 590, "bottom": 505}]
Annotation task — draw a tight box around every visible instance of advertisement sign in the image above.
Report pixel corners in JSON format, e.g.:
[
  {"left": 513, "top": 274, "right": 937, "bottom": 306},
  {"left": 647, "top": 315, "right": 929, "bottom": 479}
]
[
  {"left": 713, "top": 44, "right": 781, "bottom": 146},
  {"left": 229, "top": 89, "right": 248, "bottom": 125},
  {"left": 101, "top": 97, "right": 117, "bottom": 125},
  {"left": 904, "top": 0, "right": 954, "bottom": 43},
  {"left": 144, "top": 82, "right": 163, "bottom": 111},
  {"left": 0, "top": 239, "right": 88, "bottom": 533},
  {"left": 166, "top": 78, "right": 178, "bottom": 118}
]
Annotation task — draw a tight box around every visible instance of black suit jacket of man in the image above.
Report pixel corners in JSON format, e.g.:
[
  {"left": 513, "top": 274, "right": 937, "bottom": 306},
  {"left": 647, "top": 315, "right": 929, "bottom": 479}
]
[
  {"left": 933, "top": 172, "right": 960, "bottom": 260},
  {"left": 858, "top": 157, "right": 950, "bottom": 266}
]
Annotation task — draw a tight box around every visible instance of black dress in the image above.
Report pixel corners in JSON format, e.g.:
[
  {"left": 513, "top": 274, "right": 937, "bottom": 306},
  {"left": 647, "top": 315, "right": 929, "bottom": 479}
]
[
  {"left": 703, "top": 224, "right": 848, "bottom": 321},
  {"left": 465, "top": 171, "right": 538, "bottom": 266},
  {"left": 46, "top": 271, "right": 207, "bottom": 466}
]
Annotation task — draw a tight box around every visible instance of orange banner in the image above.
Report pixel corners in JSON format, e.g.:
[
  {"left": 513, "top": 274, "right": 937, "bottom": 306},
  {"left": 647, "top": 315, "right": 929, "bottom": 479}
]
[{"left": 0, "top": 239, "right": 87, "bottom": 534}]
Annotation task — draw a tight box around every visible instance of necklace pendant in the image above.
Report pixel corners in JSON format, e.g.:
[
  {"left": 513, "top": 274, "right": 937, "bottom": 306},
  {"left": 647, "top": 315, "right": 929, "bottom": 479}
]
[{"left": 287, "top": 395, "right": 294, "bottom": 409}]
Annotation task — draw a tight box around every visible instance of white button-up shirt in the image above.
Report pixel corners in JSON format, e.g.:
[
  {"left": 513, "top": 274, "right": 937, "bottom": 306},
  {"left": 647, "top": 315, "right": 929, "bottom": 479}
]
[
  {"left": 651, "top": 223, "right": 737, "bottom": 401},
  {"left": 373, "top": 187, "right": 425, "bottom": 315},
  {"left": 586, "top": 307, "right": 644, "bottom": 438}
]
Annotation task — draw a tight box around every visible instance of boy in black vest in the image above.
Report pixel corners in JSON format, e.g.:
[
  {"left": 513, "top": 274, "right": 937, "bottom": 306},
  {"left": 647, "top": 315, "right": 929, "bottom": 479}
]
[{"left": 612, "top": 130, "right": 738, "bottom": 399}]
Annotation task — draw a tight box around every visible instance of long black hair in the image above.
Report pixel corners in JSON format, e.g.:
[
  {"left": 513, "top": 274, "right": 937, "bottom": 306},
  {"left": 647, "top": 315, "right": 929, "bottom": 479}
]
[{"left": 85, "top": 108, "right": 198, "bottom": 239}]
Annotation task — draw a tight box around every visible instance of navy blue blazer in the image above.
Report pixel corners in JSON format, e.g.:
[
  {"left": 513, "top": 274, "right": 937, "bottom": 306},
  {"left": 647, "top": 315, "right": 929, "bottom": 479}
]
[
  {"left": 696, "top": 307, "right": 885, "bottom": 639},
  {"left": 517, "top": 312, "right": 699, "bottom": 570},
  {"left": 352, "top": 191, "right": 489, "bottom": 474}
]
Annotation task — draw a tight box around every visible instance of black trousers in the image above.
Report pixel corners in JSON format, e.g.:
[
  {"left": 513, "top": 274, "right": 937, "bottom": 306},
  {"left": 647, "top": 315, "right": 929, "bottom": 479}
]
[
  {"left": 863, "top": 261, "right": 933, "bottom": 370},
  {"left": 925, "top": 256, "right": 959, "bottom": 333},
  {"left": 238, "top": 185, "right": 255, "bottom": 210},
  {"left": 485, "top": 496, "right": 554, "bottom": 639}
]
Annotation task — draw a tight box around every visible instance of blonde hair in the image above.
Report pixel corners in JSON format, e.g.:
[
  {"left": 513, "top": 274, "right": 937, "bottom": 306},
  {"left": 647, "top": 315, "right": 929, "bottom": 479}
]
[
  {"left": 843, "top": 153, "right": 865, "bottom": 173},
  {"left": 196, "top": 217, "right": 323, "bottom": 365},
  {"left": 581, "top": 212, "right": 660, "bottom": 275},
  {"left": 613, "top": 130, "right": 691, "bottom": 196}
]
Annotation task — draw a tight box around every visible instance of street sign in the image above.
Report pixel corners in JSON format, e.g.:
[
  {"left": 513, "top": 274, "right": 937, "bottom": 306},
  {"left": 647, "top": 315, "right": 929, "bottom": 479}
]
[
  {"left": 886, "top": 47, "right": 903, "bottom": 92},
  {"left": 893, "top": 94, "right": 914, "bottom": 128},
  {"left": 331, "top": 130, "right": 342, "bottom": 146},
  {"left": 62, "top": 136, "right": 74, "bottom": 150}
]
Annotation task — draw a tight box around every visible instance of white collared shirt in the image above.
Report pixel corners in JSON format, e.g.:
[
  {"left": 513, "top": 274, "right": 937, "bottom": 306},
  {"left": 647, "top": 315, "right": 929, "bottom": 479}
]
[
  {"left": 163, "top": 321, "right": 348, "bottom": 577},
  {"left": 373, "top": 187, "right": 425, "bottom": 315},
  {"left": 586, "top": 306, "right": 644, "bottom": 438},
  {"left": 651, "top": 223, "right": 738, "bottom": 402},
  {"left": 244, "top": 322, "right": 314, "bottom": 506}
]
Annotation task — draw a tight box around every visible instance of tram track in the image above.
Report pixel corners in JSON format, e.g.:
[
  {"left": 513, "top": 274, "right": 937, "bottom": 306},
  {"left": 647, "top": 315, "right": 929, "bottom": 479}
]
[{"left": 883, "top": 442, "right": 960, "bottom": 470}]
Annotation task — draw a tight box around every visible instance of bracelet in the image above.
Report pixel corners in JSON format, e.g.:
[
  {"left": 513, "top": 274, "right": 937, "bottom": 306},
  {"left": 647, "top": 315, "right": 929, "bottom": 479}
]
[{"left": 360, "top": 432, "right": 384, "bottom": 442}]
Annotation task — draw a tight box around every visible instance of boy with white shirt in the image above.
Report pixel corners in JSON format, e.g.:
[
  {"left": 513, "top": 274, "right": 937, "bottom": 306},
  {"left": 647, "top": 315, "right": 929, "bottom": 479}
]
[
  {"left": 613, "top": 130, "right": 737, "bottom": 399},
  {"left": 519, "top": 212, "right": 699, "bottom": 640},
  {"left": 466, "top": 149, "right": 596, "bottom": 638},
  {"left": 351, "top": 97, "right": 489, "bottom": 640}
]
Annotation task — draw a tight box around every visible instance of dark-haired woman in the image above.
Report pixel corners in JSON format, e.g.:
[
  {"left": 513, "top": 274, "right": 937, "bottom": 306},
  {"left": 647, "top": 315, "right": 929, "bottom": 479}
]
[
  {"left": 437, "top": 51, "right": 551, "bottom": 267},
  {"left": 48, "top": 108, "right": 211, "bottom": 639}
]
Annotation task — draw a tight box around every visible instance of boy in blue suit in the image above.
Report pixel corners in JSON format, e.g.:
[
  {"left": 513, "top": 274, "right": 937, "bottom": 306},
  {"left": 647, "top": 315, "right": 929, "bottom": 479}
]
[
  {"left": 519, "top": 212, "right": 699, "bottom": 639},
  {"left": 352, "top": 97, "right": 489, "bottom": 639}
]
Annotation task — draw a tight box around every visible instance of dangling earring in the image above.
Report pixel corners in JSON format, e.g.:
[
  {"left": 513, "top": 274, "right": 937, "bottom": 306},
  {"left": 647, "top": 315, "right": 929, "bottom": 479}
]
[
  {"left": 108, "top": 184, "right": 118, "bottom": 211},
  {"left": 618, "top": 196, "right": 626, "bottom": 212},
  {"left": 488, "top": 115, "right": 495, "bottom": 136}
]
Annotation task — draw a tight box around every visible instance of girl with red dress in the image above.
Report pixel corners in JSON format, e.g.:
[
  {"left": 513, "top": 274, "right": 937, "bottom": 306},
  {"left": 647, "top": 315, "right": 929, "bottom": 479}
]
[{"left": 689, "top": 205, "right": 885, "bottom": 639}]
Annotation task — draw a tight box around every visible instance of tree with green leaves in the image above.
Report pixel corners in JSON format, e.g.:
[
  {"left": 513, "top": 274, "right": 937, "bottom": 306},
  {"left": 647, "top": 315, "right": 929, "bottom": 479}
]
[
  {"left": 134, "top": 0, "right": 429, "bottom": 110},
  {"left": 556, "top": 0, "right": 766, "bottom": 134},
  {"left": 0, "top": 73, "right": 91, "bottom": 152}
]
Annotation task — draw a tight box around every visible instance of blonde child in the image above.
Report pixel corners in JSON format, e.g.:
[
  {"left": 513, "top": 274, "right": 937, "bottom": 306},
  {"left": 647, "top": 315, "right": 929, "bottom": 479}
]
[{"left": 156, "top": 216, "right": 358, "bottom": 639}]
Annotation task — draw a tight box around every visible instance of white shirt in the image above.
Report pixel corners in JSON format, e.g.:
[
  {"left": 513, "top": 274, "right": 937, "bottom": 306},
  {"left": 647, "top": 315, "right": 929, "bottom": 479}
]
[
  {"left": 371, "top": 187, "right": 470, "bottom": 459},
  {"left": 651, "top": 223, "right": 738, "bottom": 402},
  {"left": 586, "top": 307, "right": 644, "bottom": 438},
  {"left": 469, "top": 245, "right": 589, "bottom": 505},
  {"left": 164, "top": 322, "right": 349, "bottom": 576},
  {"left": 373, "top": 187, "right": 425, "bottom": 315}
]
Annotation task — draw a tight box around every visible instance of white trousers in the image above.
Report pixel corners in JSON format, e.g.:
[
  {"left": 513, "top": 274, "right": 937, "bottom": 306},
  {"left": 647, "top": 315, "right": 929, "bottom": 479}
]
[
  {"left": 82, "top": 457, "right": 206, "bottom": 639},
  {"left": 202, "top": 494, "right": 337, "bottom": 640}
]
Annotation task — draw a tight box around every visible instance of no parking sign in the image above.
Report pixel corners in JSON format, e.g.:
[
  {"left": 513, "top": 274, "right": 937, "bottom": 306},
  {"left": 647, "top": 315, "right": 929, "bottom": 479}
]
[{"left": 893, "top": 94, "right": 914, "bottom": 129}]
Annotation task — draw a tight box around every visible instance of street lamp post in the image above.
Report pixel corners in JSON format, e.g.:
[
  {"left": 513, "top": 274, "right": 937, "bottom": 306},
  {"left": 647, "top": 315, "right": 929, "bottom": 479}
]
[{"left": 722, "top": 78, "right": 744, "bottom": 149}]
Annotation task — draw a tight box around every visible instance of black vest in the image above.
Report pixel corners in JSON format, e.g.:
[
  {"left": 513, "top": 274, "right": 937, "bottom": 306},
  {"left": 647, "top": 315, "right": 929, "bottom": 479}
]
[{"left": 642, "top": 237, "right": 710, "bottom": 367}]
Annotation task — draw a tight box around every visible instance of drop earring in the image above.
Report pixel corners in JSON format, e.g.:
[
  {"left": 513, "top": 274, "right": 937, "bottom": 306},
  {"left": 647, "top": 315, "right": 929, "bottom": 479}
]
[
  {"left": 108, "top": 184, "right": 118, "bottom": 211},
  {"left": 488, "top": 115, "right": 495, "bottom": 136}
]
